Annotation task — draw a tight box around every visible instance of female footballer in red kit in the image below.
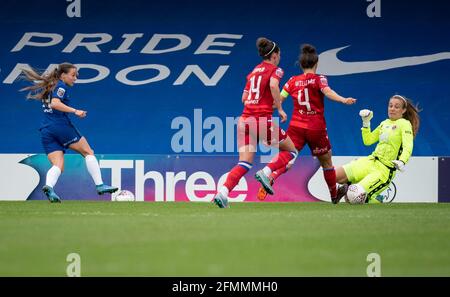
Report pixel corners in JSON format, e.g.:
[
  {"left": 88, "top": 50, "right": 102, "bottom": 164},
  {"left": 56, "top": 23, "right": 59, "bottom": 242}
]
[
  {"left": 257, "top": 44, "right": 357, "bottom": 203},
  {"left": 213, "top": 37, "right": 298, "bottom": 208}
]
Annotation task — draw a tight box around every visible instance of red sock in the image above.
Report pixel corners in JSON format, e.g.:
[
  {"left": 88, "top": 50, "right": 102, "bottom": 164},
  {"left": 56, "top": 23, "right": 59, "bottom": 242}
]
[
  {"left": 323, "top": 167, "right": 337, "bottom": 199},
  {"left": 267, "top": 151, "right": 295, "bottom": 172},
  {"left": 224, "top": 163, "right": 251, "bottom": 192},
  {"left": 271, "top": 166, "right": 288, "bottom": 181}
]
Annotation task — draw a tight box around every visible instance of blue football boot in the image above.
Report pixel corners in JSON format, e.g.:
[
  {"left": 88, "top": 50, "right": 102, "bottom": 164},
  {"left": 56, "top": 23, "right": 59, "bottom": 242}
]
[
  {"left": 96, "top": 184, "right": 119, "bottom": 195},
  {"left": 42, "top": 185, "right": 61, "bottom": 203},
  {"left": 255, "top": 170, "right": 274, "bottom": 195},
  {"left": 213, "top": 192, "right": 229, "bottom": 208}
]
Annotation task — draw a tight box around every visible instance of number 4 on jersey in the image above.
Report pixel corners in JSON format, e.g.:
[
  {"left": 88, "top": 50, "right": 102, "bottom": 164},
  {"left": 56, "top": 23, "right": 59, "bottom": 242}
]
[{"left": 298, "top": 88, "right": 311, "bottom": 111}]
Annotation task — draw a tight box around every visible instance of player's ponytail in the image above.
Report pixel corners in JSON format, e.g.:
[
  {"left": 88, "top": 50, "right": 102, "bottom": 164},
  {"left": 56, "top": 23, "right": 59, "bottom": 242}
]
[
  {"left": 256, "top": 37, "right": 279, "bottom": 60},
  {"left": 20, "top": 62, "right": 76, "bottom": 101},
  {"left": 299, "top": 44, "right": 319, "bottom": 69},
  {"left": 393, "top": 95, "right": 421, "bottom": 137}
]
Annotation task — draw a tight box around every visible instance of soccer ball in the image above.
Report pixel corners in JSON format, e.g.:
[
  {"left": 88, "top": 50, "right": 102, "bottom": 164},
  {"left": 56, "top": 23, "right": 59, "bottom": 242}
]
[
  {"left": 113, "top": 190, "right": 135, "bottom": 202},
  {"left": 345, "top": 184, "right": 366, "bottom": 204}
]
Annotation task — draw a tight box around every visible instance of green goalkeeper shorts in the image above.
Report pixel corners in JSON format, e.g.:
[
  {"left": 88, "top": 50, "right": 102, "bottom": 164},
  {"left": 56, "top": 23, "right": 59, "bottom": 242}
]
[{"left": 343, "top": 156, "right": 396, "bottom": 201}]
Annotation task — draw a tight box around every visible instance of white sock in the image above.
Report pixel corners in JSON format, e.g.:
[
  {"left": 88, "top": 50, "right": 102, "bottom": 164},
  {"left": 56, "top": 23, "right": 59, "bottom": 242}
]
[
  {"left": 262, "top": 166, "right": 272, "bottom": 176},
  {"left": 219, "top": 186, "right": 229, "bottom": 197},
  {"left": 85, "top": 155, "right": 103, "bottom": 186},
  {"left": 46, "top": 166, "right": 61, "bottom": 188}
]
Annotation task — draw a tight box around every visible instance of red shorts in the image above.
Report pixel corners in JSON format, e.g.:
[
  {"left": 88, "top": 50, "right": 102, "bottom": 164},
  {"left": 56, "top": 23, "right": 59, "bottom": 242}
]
[
  {"left": 238, "top": 115, "right": 287, "bottom": 148},
  {"left": 287, "top": 125, "right": 331, "bottom": 156}
]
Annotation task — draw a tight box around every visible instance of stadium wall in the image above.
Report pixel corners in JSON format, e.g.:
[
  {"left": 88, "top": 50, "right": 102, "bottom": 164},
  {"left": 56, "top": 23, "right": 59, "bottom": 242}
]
[{"left": 0, "top": 154, "right": 441, "bottom": 202}]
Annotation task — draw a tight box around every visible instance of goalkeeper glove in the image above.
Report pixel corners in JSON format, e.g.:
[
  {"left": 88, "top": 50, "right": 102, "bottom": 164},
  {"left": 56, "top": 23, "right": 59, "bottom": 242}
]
[
  {"left": 359, "top": 109, "right": 373, "bottom": 128},
  {"left": 392, "top": 160, "right": 405, "bottom": 172}
]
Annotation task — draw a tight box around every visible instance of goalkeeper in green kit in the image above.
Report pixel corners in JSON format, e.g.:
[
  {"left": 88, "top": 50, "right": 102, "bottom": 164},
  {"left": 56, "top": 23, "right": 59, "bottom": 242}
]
[{"left": 333, "top": 95, "right": 421, "bottom": 204}]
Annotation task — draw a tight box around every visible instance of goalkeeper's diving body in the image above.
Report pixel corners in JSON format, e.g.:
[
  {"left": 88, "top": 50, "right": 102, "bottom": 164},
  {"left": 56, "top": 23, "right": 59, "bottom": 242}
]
[{"left": 334, "top": 95, "right": 421, "bottom": 204}]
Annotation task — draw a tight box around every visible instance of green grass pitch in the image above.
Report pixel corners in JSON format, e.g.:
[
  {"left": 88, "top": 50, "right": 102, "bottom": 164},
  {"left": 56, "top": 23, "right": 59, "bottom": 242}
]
[{"left": 0, "top": 201, "right": 449, "bottom": 276}]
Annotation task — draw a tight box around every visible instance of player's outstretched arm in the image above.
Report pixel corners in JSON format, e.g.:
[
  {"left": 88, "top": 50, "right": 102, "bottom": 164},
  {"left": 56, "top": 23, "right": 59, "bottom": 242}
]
[
  {"left": 322, "top": 87, "right": 356, "bottom": 105},
  {"left": 50, "top": 98, "right": 87, "bottom": 118}
]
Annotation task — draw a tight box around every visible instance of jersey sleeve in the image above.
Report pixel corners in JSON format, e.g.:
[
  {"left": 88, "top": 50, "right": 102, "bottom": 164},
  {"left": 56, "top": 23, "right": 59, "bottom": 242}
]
[
  {"left": 52, "top": 85, "right": 67, "bottom": 100},
  {"left": 270, "top": 67, "right": 284, "bottom": 81},
  {"left": 281, "top": 77, "right": 293, "bottom": 97},
  {"left": 317, "top": 75, "right": 329, "bottom": 91},
  {"left": 361, "top": 123, "right": 381, "bottom": 146},
  {"left": 398, "top": 120, "right": 414, "bottom": 164}
]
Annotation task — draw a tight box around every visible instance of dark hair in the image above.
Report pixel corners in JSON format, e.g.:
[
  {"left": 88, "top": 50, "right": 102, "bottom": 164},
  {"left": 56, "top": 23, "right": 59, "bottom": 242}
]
[
  {"left": 20, "top": 62, "right": 76, "bottom": 100},
  {"left": 299, "top": 44, "right": 319, "bottom": 69},
  {"left": 256, "top": 37, "right": 279, "bottom": 60},
  {"left": 391, "top": 95, "right": 421, "bottom": 137}
]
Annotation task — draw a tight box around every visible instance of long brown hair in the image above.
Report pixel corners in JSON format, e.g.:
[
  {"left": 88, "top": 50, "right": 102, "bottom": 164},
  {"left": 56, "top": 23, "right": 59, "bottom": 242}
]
[
  {"left": 20, "top": 62, "right": 76, "bottom": 100},
  {"left": 392, "top": 94, "right": 421, "bottom": 137},
  {"left": 299, "top": 44, "right": 318, "bottom": 69},
  {"left": 256, "top": 37, "right": 280, "bottom": 60}
]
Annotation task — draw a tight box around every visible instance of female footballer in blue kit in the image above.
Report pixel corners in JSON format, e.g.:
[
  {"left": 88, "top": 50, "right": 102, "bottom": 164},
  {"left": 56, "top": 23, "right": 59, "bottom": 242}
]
[{"left": 22, "top": 62, "right": 118, "bottom": 202}]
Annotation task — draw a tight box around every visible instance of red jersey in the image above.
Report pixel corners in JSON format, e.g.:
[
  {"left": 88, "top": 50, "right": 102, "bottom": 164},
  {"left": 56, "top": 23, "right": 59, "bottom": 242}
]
[
  {"left": 282, "top": 73, "right": 329, "bottom": 130},
  {"left": 242, "top": 61, "right": 284, "bottom": 117}
]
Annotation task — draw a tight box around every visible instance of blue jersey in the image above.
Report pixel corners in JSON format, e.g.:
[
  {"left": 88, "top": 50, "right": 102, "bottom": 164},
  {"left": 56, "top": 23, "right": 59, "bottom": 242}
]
[{"left": 41, "top": 80, "right": 72, "bottom": 129}]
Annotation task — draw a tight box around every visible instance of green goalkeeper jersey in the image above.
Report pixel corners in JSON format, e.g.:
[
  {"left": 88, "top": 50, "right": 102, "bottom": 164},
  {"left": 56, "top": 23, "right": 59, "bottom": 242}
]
[{"left": 361, "top": 118, "right": 414, "bottom": 168}]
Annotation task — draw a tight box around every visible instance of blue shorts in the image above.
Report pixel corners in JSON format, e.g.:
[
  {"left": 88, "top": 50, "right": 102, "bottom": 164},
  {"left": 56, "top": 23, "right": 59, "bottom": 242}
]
[{"left": 40, "top": 124, "right": 83, "bottom": 154}]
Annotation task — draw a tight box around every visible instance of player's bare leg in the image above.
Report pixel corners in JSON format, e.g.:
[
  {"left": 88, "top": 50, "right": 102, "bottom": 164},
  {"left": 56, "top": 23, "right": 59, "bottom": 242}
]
[{"left": 335, "top": 166, "right": 349, "bottom": 184}]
